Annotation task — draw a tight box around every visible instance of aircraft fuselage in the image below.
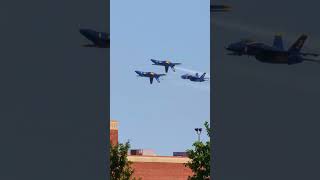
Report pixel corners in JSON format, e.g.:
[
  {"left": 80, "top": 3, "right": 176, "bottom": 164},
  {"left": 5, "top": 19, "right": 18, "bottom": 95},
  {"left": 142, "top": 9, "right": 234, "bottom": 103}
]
[{"left": 226, "top": 42, "right": 304, "bottom": 65}]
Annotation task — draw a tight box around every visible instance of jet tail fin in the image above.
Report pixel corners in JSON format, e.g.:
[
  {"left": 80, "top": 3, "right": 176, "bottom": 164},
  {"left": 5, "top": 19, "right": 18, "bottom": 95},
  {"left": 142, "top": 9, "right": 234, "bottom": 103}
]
[
  {"left": 171, "top": 66, "right": 175, "bottom": 72},
  {"left": 155, "top": 77, "right": 160, "bottom": 83},
  {"left": 273, "top": 34, "right": 284, "bottom": 50},
  {"left": 289, "top": 34, "right": 308, "bottom": 53},
  {"left": 200, "top": 73, "right": 206, "bottom": 79}
]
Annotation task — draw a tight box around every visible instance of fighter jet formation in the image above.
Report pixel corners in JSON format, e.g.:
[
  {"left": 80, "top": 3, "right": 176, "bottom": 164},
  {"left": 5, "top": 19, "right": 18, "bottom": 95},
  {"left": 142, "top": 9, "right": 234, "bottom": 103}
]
[
  {"left": 79, "top": 28, "right": 110, "bottom": 48},
  {"left": 135, "top": 59, "right": 208, "bottom": 84},
  {"left": 78, "top": 28, "right": 208, "bottom": 85},
  {"left": 131, "top": 3, "right": 225, "bottom": 85},
  {"left": 77, "top": 3, "right": 227, "bottom": 86},
  {"left": 78, "top": 3, "right": 320, "bottom": 87},
  {"left": 226, "top": 34, "right": 320, "bottom": 65}
]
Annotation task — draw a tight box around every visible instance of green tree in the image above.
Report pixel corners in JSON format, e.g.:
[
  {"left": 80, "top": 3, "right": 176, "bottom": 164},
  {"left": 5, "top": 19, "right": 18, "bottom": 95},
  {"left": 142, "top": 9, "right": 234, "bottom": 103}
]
[
  {"left": 110, "top": 141, "right": 141, "bottom": 180},
  {"left": 185, "top": 121, "right": 211, "bottom": 180}
]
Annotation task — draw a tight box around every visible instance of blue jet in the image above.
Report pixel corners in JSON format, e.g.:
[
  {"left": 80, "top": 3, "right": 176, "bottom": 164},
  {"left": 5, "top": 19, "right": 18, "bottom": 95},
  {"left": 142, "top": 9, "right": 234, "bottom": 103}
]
[
  {"left": 79, "top": 28, "right": 109, "bottom": 48},
  {"left": 225, "top": 34, "right": 320, "bottom": 65},
  {"left": 135, "top": 71, "right": 166, "bottom": 84},
  {"left": 181, "top": 73, "right": 208, "bottom": 82},
  {"left": 211, "top": 5, "right": 231, "bottom": 12},
  {"left": 150, "top": 59, "right": 181, "bottom": 73}
]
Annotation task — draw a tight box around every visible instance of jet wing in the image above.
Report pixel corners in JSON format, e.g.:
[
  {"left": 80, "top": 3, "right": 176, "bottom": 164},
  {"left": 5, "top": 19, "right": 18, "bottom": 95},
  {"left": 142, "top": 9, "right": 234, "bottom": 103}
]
[
  {"left": 158, "top": 74, "right": 166, "bottom": 77},
  {"left": 149, "top": 77, "right": 154, "bottom": 84}
]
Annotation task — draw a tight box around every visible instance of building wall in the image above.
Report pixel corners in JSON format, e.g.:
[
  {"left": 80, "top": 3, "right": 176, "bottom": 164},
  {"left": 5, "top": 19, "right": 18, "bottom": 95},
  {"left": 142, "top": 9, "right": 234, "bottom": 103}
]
[
  {"left": 128, "top": 156, "right": 193, "bottom": 180},
  {"left": 131, "top": 162, "right": 192, "bottom": 180},
  {"left": 110, "top": 120, "right": 118, "bottom": 146}
]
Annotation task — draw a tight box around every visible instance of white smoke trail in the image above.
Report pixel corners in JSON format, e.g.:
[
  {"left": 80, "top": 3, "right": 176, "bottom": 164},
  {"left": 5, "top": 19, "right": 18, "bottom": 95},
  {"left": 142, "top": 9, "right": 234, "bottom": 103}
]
[{"left": 175, "top": 67, "right": 211, "bottom": 78}]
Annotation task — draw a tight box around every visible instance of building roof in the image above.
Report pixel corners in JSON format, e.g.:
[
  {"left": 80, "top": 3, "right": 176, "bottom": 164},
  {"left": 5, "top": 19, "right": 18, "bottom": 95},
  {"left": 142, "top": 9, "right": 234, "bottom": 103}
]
[{"left": 128, "top": 155, "right": 190, "bottom": 164}]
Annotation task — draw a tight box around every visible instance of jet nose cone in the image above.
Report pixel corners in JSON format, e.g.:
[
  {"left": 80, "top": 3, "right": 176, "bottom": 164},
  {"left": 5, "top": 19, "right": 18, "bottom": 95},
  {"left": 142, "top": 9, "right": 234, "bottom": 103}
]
[{"left": 135, "top": 71, "right": 143, "bottom": 76}]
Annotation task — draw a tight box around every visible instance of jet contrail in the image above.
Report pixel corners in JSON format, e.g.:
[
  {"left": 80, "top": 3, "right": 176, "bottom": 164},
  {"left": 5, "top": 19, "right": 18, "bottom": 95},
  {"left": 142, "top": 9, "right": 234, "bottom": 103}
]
[{"left": 175, "top": 67, "right": 211, "bottom": 78}]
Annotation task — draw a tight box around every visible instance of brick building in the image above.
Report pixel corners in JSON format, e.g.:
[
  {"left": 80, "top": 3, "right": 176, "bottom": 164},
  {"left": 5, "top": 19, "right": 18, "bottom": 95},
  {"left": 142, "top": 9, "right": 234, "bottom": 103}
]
[
  {"left": 128, "top": 155, "right": 192, "bottom": 180},
  {"left": 109, "top": 120, "right": 193, "bottom": 180},
  {"left": 110, "top": 120, "right": 118, "bottom": 146}
]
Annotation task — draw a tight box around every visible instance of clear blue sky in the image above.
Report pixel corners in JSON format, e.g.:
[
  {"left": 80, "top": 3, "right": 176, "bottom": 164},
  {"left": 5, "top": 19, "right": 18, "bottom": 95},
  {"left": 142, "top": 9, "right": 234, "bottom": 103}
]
[{"left": 111, "top": 0, "right": 210, "bottom": 156}]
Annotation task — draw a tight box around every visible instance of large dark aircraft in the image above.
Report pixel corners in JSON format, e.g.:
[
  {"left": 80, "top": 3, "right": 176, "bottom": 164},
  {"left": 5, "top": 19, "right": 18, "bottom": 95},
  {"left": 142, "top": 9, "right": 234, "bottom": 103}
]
[
  {"left": 79, "top": 28, "right": 110, "bottom": 48},
  {"left": 211, "top": 5, "right": 231, "bottom": 12},
  {"left": 181, "top": 73, "right": 208, "bottom": 82},
  {"left": 150, "top": 59, "right": 181, "bottom": 73},
  {"left": 225, "top": 34, "right": 320, "bottom": 65},
  {"left": 135, "top": 71, "right": 166, "bottom": 84}
]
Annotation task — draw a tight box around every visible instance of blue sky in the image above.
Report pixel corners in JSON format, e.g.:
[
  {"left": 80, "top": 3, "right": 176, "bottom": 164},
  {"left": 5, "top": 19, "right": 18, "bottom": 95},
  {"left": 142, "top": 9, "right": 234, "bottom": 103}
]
[{"left": 111, "top": 0, "right": 210, "bottom": 155}]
